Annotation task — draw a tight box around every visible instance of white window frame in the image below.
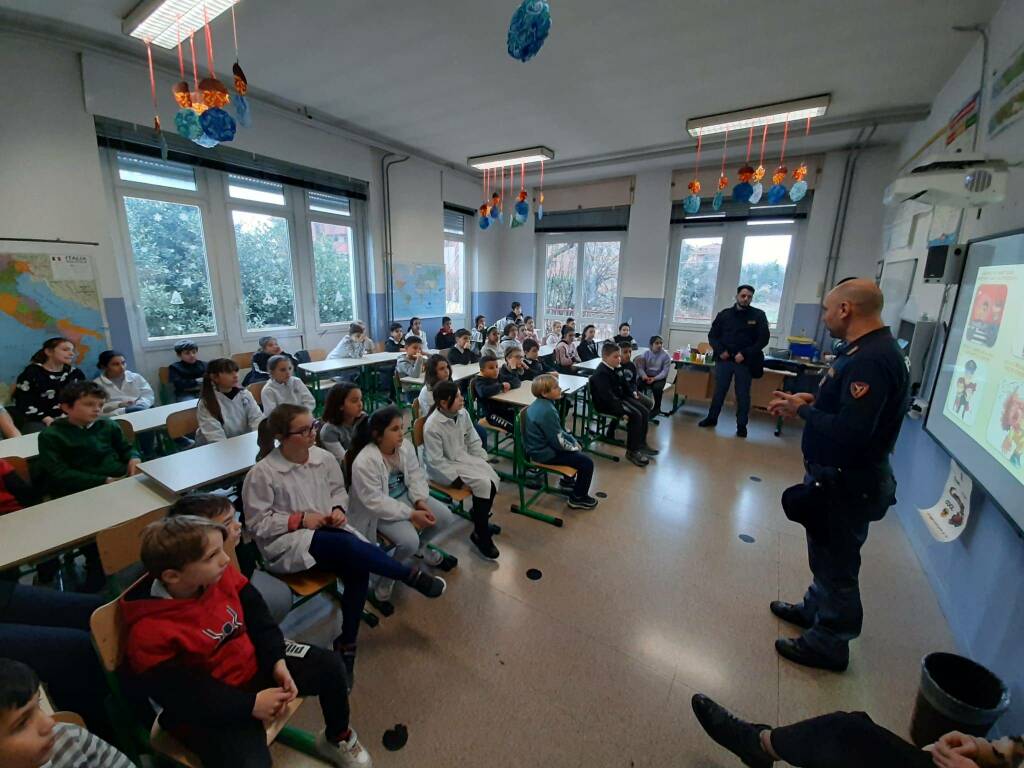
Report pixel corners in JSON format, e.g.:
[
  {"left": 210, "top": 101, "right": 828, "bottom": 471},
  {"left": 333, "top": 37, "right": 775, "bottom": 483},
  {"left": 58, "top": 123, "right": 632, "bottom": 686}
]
[
  {"left": 443, "top": 211, "right": 468, "bottom": 325},
  {"left": 306, "top": 194, "right": 366, "bottom": 333},
  {"left": 536, "top": 232, "right": 626, "bottom": 338}
]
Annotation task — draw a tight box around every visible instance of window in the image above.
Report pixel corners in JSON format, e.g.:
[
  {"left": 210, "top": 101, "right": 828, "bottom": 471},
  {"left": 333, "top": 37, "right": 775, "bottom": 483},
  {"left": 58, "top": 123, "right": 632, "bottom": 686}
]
[
  {"left": 581, "top": 241, "right": 621, "bottom": 339},
  {"left": 117, "top": 153, "right": 197, "bottom": 191},
  {"left": 311, "top": 220, "right": 357, "bottom": 325},
  {"left": 672, "top": 237, "right": 723, "bottom": 323},
  {"left": 540, "top": 238, "right": 622, "bottom": 339},
  {"left": 309, "top": 191, "right": 351, "bottom": 217},
  {"left": 227, "top": 174, "right": 286, "bottom": 206},
  {"left": 544, "top": 242, "right": 578, "bottom": 318},
  {"left": 122, "top": 197, "right": 216, "bottom": 339},
  {"left": 442, "top": 210, "right": 466, "bottom": 316},
  {"left": 739, "top": 234, "right": 792, "bottom": 327},
  {"left": 231, "top": 210, "right": 297, "bottom": 330}
]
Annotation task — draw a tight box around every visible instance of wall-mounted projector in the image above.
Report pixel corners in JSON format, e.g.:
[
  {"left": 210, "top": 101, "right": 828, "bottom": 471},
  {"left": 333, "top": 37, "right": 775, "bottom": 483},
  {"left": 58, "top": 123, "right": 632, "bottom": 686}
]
[{"left": 883, "top": 153, "right": 1008, "bottom": 208}]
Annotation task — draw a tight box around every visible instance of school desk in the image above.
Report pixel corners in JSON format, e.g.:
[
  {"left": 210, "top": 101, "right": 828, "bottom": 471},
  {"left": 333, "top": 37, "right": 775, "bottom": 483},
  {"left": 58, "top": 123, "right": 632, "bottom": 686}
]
[{"left": 138, "top": 431, "right": 259, "bottom": 495}]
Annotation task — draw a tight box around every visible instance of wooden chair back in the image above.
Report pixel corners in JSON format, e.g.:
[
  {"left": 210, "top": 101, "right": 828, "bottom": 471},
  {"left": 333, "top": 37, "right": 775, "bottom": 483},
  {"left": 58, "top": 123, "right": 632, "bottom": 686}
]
[
  {"left": 309, "top": 348, "right": 327, "bottom": 362},
  {"left": 166, "top": 409, "right": 199, "bottom": 440},
  {"left": 231, "top": 352, "right": 254, "bottom": 370},
  {"left": 2, "top": 456, "right": 30, "bottom": 483},
  {"left": 412, "top": 416, "right": 426, "bottom": 448},
  {"left": 247, "top": 381, "right": 266, "bottom": 407},
  {"left": 95, "top": 507, "right": 168, "bottom": 576},
  {"left": 411, "top": 398, "right": 421, "bottom": 421},
  {"left": 158, "top": 367, "right": 170, "bottom": 385},
  {"left": 90, "top": 586, "right": 131, "bottom": 673},
  {"left": 115, "top": 419, "right": 135, "bottom": 446}
]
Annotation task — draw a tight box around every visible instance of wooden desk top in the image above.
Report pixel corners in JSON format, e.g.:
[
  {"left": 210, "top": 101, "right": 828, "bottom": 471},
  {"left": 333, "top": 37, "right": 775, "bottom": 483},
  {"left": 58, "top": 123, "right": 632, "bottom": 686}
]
[
  {"left": 139, "top": 431, "right": 259, "bottom": 495},
  {"left": 402, "top": 363, "right": 480, "bottom": 386},
  {"left": 300, "top": 352, "right": 401, "bottom": 375},
  {"left": 0, "top": 475, "right": 177, "bottom": 569}
]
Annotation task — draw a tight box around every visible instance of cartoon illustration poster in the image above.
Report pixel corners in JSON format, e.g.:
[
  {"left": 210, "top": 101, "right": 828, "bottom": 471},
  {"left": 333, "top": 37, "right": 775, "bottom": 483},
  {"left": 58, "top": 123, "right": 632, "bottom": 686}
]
[
  {"left": 987, "top": 380, "right": 1024, "bottom": 469},
  {"left": 918, "top": 458, "right": 973, "bottom": 542}
]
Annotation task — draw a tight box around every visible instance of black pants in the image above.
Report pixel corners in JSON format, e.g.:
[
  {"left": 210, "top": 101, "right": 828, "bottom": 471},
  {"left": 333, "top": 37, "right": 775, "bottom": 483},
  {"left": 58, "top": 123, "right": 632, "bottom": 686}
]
[
  {"left": 614, "top": 399, "right": 649, "bottom": 451},
  {"left": 548, "top": 449, "right": 595, "bottom": 500},
  {"left": 177, "top": 645, "right": 350, "bottom": 768},
  {"left": 707, "top": 360, "right": 753, "bottom": 427},
  {"left": 771, "top": 711, "right": 932, "bottom": 768},
  {"left": 470, "top": 483, "right": 498, "bottom": 538},
  {"left": 641, "top": 379, "right": 666, "bottom": 413},
  {"left": 483, "top": 403, "right": 517, "bottom": 433}
]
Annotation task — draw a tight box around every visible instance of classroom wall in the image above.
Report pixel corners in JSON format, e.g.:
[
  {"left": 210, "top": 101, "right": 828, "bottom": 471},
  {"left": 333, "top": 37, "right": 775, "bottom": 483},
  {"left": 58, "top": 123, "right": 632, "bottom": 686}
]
[{"left": 886, "top": 0, "right": 1024, "bottom": 736}]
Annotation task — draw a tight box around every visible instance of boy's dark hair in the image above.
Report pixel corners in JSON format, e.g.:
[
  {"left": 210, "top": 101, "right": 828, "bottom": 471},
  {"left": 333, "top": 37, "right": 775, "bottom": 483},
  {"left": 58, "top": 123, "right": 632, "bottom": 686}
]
[
  {"left": 140, "top": 515, "right": 227, "bottom": 577},
  {"left": 511, "top": 301, "right": 521, "bottom": 310},
  {"left": 479, "top": 354, "right": 499, "bottom": 368},
  {"left": 618, "top": 341, "right": 632, "bottom": 351},
  {"left": 522, "top": 338, "right": 539, "bottom": 353},
  {"left": 442, "top": 316, "right": 452, "bottom": 324},
  {"left": 322, "top": 381, "right": 361, "bottom": 426},
  {"left": 97, "top": 350, "right": 126, "bottom": 369},
  {"left": 389, "top": 322, "right": 403, "bottom": 333},
  {"left": 601, "top": 341, "right": 620, "bottom": 357},
  {"left": 649, "top": 335, "right": 663, "bottom": 346},
  {"left": 405, "top": 336, "right": 422, "bottom": 347},
  {"left": 455, "top": 328, "right": 470, "bottom": 340},
  {"left": 619, "top": 322, "right": 630, "bottom": 332},
  {"left": 0, "top": 659, "right": 39, "bottom": 712},
  {"left": 503, "top": 323, "right": 517, "bottom": 337},
  {"left": 167, "top": 493, "right": 232, "bottom": 520},
  {"left": 737, "top": 284, "right": 755, "bottom": 294},
  {"left": 565, "top": 317, "right": 575, "bottom": 325},
  {"left": 174, "top": 340, "right": 199, "bottom": 354},
  {"left": 59, "top": 380, "right": 107, "bottom": 406},
  {"left": 348, "top": 321, "right": 365, "bottom": 335}
]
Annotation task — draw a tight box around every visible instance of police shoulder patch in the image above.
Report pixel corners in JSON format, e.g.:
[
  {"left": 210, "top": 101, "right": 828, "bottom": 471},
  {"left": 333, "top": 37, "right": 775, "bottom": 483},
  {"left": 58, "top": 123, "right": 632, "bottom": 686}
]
[{"left": 850, "top": 381, "right": 870, "bottom": 399}]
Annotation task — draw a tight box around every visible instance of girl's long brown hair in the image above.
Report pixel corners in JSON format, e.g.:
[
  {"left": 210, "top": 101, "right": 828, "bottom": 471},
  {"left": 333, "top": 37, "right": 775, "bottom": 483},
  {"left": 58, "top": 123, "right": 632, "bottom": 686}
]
[
  {"left": 257, "top": 403, "right": 310, "bottom": 461},
  {"left": 200, "top": 358, "right": 239, "bottom": 425},
  {"left": 30, "top": 337, "right": 73, "bottom": 365}
]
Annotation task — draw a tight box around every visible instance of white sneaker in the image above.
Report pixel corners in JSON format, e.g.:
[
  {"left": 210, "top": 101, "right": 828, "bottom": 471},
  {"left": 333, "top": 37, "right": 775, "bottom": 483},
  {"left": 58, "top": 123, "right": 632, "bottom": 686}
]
[
  {"left": 419, "top": 545, "right": 444, "bottom": 567},
  {"left": 373, "top": 578, "right": 394, "bottom": 603},
  {"left": 315, "top": 729, "right": 373, "bottom": 767}
]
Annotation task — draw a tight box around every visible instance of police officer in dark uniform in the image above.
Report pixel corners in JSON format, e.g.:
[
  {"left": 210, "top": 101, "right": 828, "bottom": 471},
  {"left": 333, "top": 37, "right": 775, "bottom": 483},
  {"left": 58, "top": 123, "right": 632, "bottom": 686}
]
[
  {"left": 699, "top": 284, "right": 770, "bottom": 437},
  {"left": 768, "top": 279, "right": 910, "bottom": 671}
]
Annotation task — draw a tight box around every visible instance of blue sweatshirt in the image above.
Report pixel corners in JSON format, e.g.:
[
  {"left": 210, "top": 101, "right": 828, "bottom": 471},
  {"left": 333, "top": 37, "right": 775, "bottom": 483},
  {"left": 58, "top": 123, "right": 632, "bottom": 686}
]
[{"left": 524, "top": 398, "right": 580, "bottom": 462}]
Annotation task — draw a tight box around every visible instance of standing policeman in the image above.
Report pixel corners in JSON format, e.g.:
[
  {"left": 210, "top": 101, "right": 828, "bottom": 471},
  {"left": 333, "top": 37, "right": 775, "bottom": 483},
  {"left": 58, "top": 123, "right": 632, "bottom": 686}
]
[
  {"left": 767, "top": 279, "right": 909, "bottom": 671},
  {"left": 699, "top": 284, "right": 770, "bottom": 437}
]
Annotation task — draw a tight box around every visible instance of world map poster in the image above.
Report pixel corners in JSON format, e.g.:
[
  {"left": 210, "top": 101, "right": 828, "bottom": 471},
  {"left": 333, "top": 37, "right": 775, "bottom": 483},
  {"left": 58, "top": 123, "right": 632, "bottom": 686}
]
[{"left": 0, "top": 253, "right": 106, "bottom": 404}]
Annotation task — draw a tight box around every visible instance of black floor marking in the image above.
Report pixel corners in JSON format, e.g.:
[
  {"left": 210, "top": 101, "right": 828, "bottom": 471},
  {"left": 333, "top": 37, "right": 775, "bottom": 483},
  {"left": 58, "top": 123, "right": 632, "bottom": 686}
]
[
  {"left": 596, "top": 491, "right": 608, "bottom": 498},
  {"left": 382, "top": 724, "right": 408, "bottom": 751},
  {"left": 749, "top": 475, "right": 762, "bottom": 482},
  {"left": 526, "top": 568, "right": 543, "bottom": 581},
  {"left": 738, "top": 534, "right": 756, "bottom": 543}
]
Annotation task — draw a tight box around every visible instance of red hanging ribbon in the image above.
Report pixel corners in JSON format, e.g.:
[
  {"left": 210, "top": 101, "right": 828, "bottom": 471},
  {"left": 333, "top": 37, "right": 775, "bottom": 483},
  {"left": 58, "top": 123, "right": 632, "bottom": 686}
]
[
  {"left": 745, "top": 127, "right": 754, "bottom": 162},
  {"left": 720, "top": 128, "right": 729, "bottom": 177},
  {"left": 145, "top": 40, "right": 160, "bottom": 130},
  {"left": 779, "top": 119, "right": 790, "bottom": 165},
  {"left": 520, "top": 162, "right": 525, "bottom": 191},
  {"left": 758, "top": 124, "right": 768, "bottom": 167},
  {"left": 501, "top": 166, "right": 505, "bottom": 208},
  {"left": 805, "top": 116, "right": 812, "bottom": 137},
  {"left": 189, "top": 32, "right": 199, "bottom": 91},
  {"left": 203, "top": 5, "right": 215, "bottom": 75},
  {"left": 694, "top": 130, "right": 703, "bottom": 175}
]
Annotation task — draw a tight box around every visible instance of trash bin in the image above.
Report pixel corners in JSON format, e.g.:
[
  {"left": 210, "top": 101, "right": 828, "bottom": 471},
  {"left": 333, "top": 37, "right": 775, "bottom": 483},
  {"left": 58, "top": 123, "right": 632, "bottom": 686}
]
[{"left": 910, "top": 652, "right": 1010, "bottom": 747}]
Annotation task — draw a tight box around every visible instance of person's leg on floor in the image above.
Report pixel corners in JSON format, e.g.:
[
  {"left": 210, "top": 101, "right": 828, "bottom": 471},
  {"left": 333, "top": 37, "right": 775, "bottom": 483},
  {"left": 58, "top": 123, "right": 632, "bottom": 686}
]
[
  {"left": 178, "top": 719, "right": 271, "bottom": 768},
  {"left": 374, "top": 518, "right": 421, "bottom": 598},
  {"left": 2, "top": 583, "right": 102, "bottom": 628},
  {"left": 770, "top": 710, "right": 934, "bottom": 768},
  {"left": 469, "top": 484, "right": 498, "bottom": 552},
  {"left": 550, "top": 449, "right": 594, "bottom": 500},
  {"left": 621, "top": 400, "right": 648, "bottom": 451},
  {"left": 702, "top": 360, "right": 735, "bottom": 424},
  {"left": 649, "top": 380, "right": 666, "bottom": 414},
  {"left": 417, "top": 497, "right": 457, "bottom": 550},
  {"left": 287, "top": 645, "right": 351, "bottom": 739},
  {"left": 733, "top": 363, "right": 753, "bottom": 430}
]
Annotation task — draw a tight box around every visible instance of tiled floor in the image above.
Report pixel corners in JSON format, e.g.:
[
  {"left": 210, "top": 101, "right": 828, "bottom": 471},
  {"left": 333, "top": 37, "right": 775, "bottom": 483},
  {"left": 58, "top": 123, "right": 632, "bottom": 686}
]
[{"left": 273, "top": 405, "right": 955, "bottom": 767}]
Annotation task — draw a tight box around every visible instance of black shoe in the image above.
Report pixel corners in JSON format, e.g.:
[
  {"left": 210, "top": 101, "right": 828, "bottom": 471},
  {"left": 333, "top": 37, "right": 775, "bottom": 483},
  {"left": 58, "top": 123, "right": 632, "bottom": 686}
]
[
  {"left": 489, "top": 521, "right": 502, "bottom": 535},
  {"left": 770, "top": 601, "right": 813, "bottom": 630},
  {"left": 625, "top": 450, "right": 650, "bottom": 467},
  {"left": 604, "top": 423, "right": 618, "bottom": 439},
  {"left": 407, "top": 570, "right": 447, "bottom": 598},
  {"left": 639, "top": 444, "right": 660, "bottom": 456},
  {"left": 774, "top": 637, "right": 848, "bottom": 672},
  {"left": 690, "top": 694, "right": 773, "bottom": 768},
  {"left": 470, "top": 531, "right": 500, "bottom": 559},
  {"left": 736, "top": 426, "right": 748, "bottom": 438},
  {"left": 698, "top": 418, "right": 717, "bottom": 428},
  {"left": 567, "top": 495, "right": 598, "bottom": 509},
  {"left": 558, "top": 475, "right": 577, "bottom": 490},
  {"left": 367, "top": 594, "right": 395, "bottom": 616}
]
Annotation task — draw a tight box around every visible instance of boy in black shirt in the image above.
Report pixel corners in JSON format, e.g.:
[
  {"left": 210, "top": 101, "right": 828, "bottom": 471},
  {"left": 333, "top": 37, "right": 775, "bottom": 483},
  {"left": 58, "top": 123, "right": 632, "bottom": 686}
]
[
  {"left": 618, "top": 342, "right": 654, "bottom": 413},
  {"left": 384, "top": 323, "right": 405, "bottom": 353},
  {"left": 521, "top": 339, "right": 550, "bottom": 380},
  {"left": 168, "top": 340, "right": 206, "bottom": 402},
  {"left": 447, "top": 329, "right": 480, "bottom": 365}
]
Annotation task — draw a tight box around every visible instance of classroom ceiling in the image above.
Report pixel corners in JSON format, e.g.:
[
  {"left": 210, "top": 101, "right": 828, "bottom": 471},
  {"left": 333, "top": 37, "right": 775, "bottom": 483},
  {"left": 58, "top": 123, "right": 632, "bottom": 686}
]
[{"left": 1, "top": 0, "right": 1001, "bottom": 173}]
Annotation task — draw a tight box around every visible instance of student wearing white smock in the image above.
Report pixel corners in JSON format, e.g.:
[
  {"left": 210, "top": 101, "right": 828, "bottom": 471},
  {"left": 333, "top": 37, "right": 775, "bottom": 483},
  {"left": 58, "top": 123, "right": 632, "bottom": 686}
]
[
  {"left": 346, "top": 406, "right": 457, "bottom": 603},
  {"left": 259, "top": 355, "right": 316, "bottom": 414},
  {"left": 421, "top": 381, "right": 500, "bottom": 559},
  {"left": 195, "top": 358, "right": 263, "bottom": 445},
  {"left": 94, "top": 350, "right": 155, "bottom": 415}
]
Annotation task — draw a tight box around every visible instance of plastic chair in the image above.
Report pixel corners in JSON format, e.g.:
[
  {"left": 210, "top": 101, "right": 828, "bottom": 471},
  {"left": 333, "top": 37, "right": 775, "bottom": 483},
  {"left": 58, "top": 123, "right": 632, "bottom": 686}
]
[
  {"left": 230, "top": 352, "right": 254, "bottom": 370},
  {"left": 410, "top": 416, "right": 475, "bottom": 525},
  {"left": 2, "top": 455, "right": 30, "bottom": 483},
  {"left": 115, "top": 419, "right": 136, "bottom": 447},
  {"left": 309, "top": 348, "right": 327, "bottom": 362}
]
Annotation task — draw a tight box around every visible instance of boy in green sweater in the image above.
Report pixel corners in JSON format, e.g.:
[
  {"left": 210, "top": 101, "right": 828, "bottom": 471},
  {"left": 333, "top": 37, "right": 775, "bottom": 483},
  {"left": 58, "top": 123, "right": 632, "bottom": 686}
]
[{"left": 38, "top": 381, "right": 141, "bottom": 497}]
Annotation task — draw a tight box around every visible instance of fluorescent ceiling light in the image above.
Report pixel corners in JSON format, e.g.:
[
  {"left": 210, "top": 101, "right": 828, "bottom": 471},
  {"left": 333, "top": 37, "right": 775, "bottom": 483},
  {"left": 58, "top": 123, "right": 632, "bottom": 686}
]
[
  {"left": 686, "top": 213, "right": 726, "bottom": 219},
  {"left": 747, "top": 219, "right": 795, "bottom": 225},
  {"left": 751, "top": 203, "right": 796, "bottom": 210},
  {"left": 123, "top": 0, "right": 239, "bottom": 49},
  {"left": 686, "top": 94, "right": 830, "bottom": 137},
  {"left": 468, "top": 147, "right": 555, "bottom": 170}
]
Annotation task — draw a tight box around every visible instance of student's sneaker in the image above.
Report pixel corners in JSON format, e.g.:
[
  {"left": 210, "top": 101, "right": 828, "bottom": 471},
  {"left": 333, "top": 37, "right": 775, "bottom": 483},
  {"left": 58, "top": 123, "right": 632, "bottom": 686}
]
[
  {"left": 470, "top": 531, "right": 500, "bottom": 559},
  {"left": 406, "top": 570, "right": 447, "bottom": 598},
  {"left": 567, "top": 495, "right": 598, "bottom": 509},
  {"left": 736, "top": 426, "right": 748, "bottom": 438},
  {"left": 625, "top": 451, "right": 650, "bottom": 467},
  {"left": 558, "top": 475, "right": 577, "bottom": 491},
  {"left": 639, "top": 444, "right": 660, "bottom": 456},
  {"left": 316, "top": 729, "right": 373, "bottom": 767},
  {"left": 420, "top": 546, "right": 458, "bottom": 571}
]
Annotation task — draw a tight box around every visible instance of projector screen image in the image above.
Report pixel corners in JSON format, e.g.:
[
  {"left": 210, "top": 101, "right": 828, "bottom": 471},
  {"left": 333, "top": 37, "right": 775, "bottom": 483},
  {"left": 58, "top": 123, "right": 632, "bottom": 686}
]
[{"left": 926, "top": 229, "right": 1024, "bottom": 532}]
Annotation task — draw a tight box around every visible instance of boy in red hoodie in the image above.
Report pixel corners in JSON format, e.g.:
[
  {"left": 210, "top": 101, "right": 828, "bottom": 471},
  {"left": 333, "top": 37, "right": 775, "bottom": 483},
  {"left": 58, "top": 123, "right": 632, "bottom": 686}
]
[{"left": 120, "top": 516, "right": 372, "bottom": 768}]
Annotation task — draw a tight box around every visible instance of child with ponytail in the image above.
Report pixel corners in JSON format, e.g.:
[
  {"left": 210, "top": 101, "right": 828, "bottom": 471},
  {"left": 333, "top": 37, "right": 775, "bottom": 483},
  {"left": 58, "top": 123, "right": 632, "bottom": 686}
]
[{"left": 195, "top": 358, "right": 263, "bottom": 445}]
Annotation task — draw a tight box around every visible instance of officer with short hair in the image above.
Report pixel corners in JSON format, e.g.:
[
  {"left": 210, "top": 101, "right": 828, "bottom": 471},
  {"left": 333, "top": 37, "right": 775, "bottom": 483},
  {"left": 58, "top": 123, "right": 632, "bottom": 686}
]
[
  {"left": 699, "top": 284, "right": 770, "bottom": 437},
  {"left": 768, "top": 278, "right": 910, "bottom": 671}
]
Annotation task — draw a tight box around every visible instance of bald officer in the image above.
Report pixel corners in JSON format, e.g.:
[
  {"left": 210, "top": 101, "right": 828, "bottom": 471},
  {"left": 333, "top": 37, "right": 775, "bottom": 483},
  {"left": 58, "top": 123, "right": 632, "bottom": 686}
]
[{"left": 768, "top": 279, "right": 910, "bottom": 671}]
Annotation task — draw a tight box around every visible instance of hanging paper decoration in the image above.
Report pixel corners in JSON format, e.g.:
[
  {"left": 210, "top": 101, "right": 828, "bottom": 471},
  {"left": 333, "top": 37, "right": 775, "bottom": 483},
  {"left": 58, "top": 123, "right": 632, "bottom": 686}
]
[
  {"left": 733, "top": 127, "right": 755, "bottom": 202},
  {"left": 229, "top": 4, "right": 252, "bottom": 127},
  {"left": 507, "top": 0, "right": 551, "bottom": 63},
  {"left": 789, "top": 117, "right": 812, "bottom": 202},
  {"left": 765, "top": 120, "right": 791, "bottom": 204},
  {"left": 683, "top": 131, "right": 703, "bottom": 214},
  {"left": 174, "top": 109, "right": 204, "bottom": 140},
  {"left": 200, "top": 107, "right": 237, "bottom": 141},
  {"left": 536, "top": 158, "right": 545, "bottom": 222},
  {"left": 748, "top": 125, "right": 768, "bottom": 204},
  {"left": 479, "top": 203, "right": 491, "bottom": 230},
  {"left": 143, "top": 40, "right": 169, "bottom": 160},
  {"left": 712, "top": 129, "right": 729, "bottom": 211}
]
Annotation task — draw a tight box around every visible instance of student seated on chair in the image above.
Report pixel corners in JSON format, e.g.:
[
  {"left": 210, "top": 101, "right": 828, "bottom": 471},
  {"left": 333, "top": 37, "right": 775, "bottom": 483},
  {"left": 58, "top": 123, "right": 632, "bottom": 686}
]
[
  {"left": 260, "top": 355, "right": 315, "bottom": 414},
  {"left": 589, "top": 342, "right": 658, "bottom": 467},
  {"left": 405, "top": 317, "right": 424, "bottom": 341},
  {"left": 121, "top": 515, "right": 372, "bottom": 768},
  {"left": 577, "top": 325, "right": 600, "bottom": 362},
  {"left": 480, "top": 326, "right": 502, "bottom": 359},
  {"left": 417, "top": 355, "right": 450, "bottom": 417},
  {"left": 245, "top": 336, "right": 299, "bottom": 387},
  {"left": 384, "top": 322, "right": 406, "bottom": 353},
  {"left": 196, "top": 359, "right": 263, "bottom": 446},
  {"left": 242, "top": 405, "right": 446, "bottom": 686},
  {"left": 169, "top": 339, "right": 206, "bottom": 403},
  {"left": 499, "top": 345, "right": 528, "bottom": 393},
  {"left": 553, "top": 325, "right": 581, "bottom": 374},
  {"left": 0, "top": 659, "right": 133, "bottom": 768},
  {"left": 447, "top": 329, "right": 480, "bottom": 366},
  {"left": 328, "top": 322, "right": 375, "bottom": 360},
  {"left": 471, "top": 355, "right": 516, "bottom": 433},
  {"left": 12, "top": 337, "right": 85, "bottom": 434},
  {"left": 434, "top": 316, "right": 456, "bottom": 351},
  {"left": 94, "top": 351, "right": 154, "bottom": 417},
  {"left": 518, "top": 316, "right": 539, "bottom": 344},
  {"left": 395, "top": 337, "right": 426, "bottom": 404},
  {"left": 499, "top": 324, "right": 522, "bottom": 356},
  {"left": 521, "top": 339, "right": 551, "bottom": 380},
  {"left": 612, "top": 322, "right": 637, "bottom": 348},
  {"left": 422, "top": 381, "right": 501, "bottom": 559},
  {"left": 524, "top": 374, "right": 597, "bottom": 509},
  {"left": 543, "top": 320, "right": 563, "bottom": 348},
  {"left": 635, "top": 335, "right": 671, "bottom": 417},
  {"left": 346, "top": 406, "right": 458, "bottom": 605},
  {"left": 617, "top": 342, "right": 655, "bottom": 414},
  {"left": 470, "top": 315, "right": 487, "bottom": 353},
  {"left": 319, "top": 382, "right": 365, "bottom": 466}
]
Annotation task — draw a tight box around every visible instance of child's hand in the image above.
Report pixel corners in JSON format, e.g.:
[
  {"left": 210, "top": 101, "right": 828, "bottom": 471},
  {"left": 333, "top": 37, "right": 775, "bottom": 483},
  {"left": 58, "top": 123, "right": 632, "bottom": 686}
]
[
  {"left": 127, "top": 458, "right": 142, "bottom": 476},
  {"left": 42, "top": 417, "right": 54, "bottom": 427},
  {"left": 302, "top": 512, "right": 328, "bottom": 529},
  {"left": 325, "top": 507, "right": 346, "bottom": 527},
  {"left": 410, "top": 508, "right": 436, "bottom": 529},
  {"left": 502, "top": 383, "right": 511, "bottom": 392},
  {"left": 252, "top": 687, "right": 290, "bottom": 722},
  {"left": 272, "top": 659, "right": 298, "bottom": 701}
]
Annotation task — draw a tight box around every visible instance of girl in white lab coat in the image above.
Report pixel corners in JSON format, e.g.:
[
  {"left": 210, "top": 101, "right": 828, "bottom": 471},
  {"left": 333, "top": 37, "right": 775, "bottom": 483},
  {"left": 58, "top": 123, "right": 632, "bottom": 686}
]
[
  {"left": 95, "top": 350, "right": 155, "bottom": 415},
  {"left": 195, "top": 358, "right": 263, "bottom": 445},
  {"left": 416, "top": 354, "right": 451, "bottom": 417},
  {"left": 260, "top": 355, "right": 316, "bottom": 414},
  {"left": 422, "top": 381, "right": 500, "bottom": 559},
  {"left": 346, "top": 406, "right": 458, "bottom": 603}
]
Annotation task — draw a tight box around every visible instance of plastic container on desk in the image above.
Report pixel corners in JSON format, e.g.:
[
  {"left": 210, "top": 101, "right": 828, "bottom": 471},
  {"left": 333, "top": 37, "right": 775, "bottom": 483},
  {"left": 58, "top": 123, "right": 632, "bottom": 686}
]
[{"left": 787, "top": 335, "right": 817, "bottom": 359}]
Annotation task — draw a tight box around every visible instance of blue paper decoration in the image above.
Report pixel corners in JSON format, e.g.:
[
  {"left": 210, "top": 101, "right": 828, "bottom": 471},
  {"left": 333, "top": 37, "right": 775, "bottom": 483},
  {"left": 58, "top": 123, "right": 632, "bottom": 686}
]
[
  {"left": 489, "top": 205, "right": 500, "bottom": 220},
  {"left": 712, "top": 191, "right": 724, "bottom": 211},
  {"left": 479, "top": 216, "right": 491, "bottom": 230},
  {"left": 158, "top": 131, "right": 169, "bottom": 161},
  {"left": 789, "top": 180, "right": 808, "bottom": 202},
  {"left": 507, "top": 0, "right": 551, "bottom": 62},
  {"left": 683, "top": 194, "right": 701, "bottom": 214},
  {"left": 200, "top": 107, "right": 237, "bottom": 142},
  {"left": 732, "top": 182, "right": 753, "bottom": 203},
  {"left": 536, "top": 204, "right": 544, "bottom": 222},
  {"left": 515, "top": 200, "right": 529, "bottom": 217},
  {"left": 748, "top": 182, "right": 764, "bottom": 204},
  {"left": 193, "top": 133, "right": 220, "bottom": 148},
  {"left": 174, "top": 109, "right": 203, "bottom": 140},
  {"left": 766, "top": 183, "right": 788, "bottom": 204},
  {"left": 233, "top": 94, "right": 252, "bottom": 128}
]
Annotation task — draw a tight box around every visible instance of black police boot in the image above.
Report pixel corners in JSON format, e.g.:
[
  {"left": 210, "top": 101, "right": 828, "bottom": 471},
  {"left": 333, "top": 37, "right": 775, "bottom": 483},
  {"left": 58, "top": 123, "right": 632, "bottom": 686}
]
[
  {"left": 736, "top": 425, "right": 748, "bottom": 438},
  {"left": 690, "top": 694, "right": 774, "bottom": 768},
  {"left": 698, "top": 417, "right": 717, "bottom": 428},
  {"left": 774, "top": 637, "right": 848, "bottom": 672},
  {"left": 770, "top": 600, "right": 812, "bottom": 629}
]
